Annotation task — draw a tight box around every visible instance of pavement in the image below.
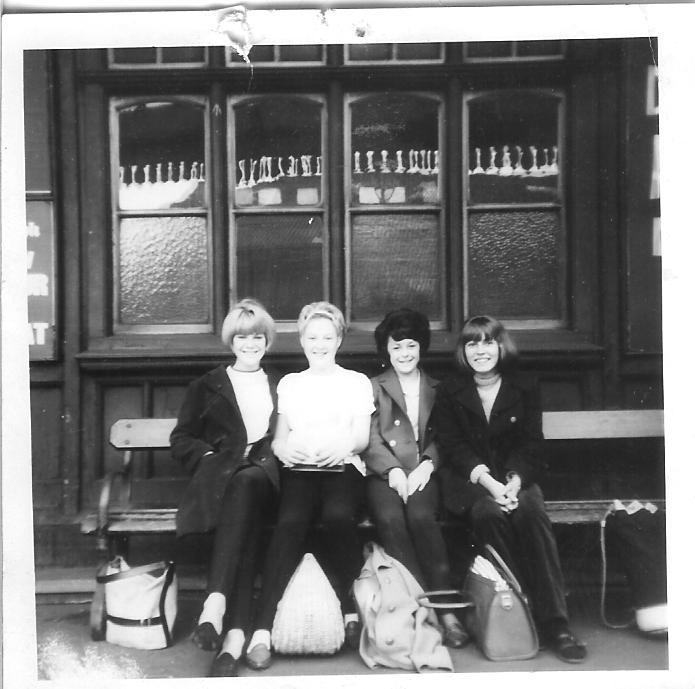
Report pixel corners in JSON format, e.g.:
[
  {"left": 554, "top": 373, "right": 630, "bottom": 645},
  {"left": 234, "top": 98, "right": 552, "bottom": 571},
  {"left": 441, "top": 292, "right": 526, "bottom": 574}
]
[{"left": 35, "top": 588, "right": 668, "bottom": 681}]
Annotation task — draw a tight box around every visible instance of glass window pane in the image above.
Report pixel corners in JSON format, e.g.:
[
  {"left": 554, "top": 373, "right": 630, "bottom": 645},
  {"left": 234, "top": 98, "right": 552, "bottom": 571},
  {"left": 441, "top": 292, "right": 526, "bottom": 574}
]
[
  {"left": 112, "top": 47, "right": 157, "bottom": 64},
  {"left": 350, "top": 213, "right": 441, "bottom": 322},
  {"left": 233, "top": 97, "right": 323, "bottom": 208},
  {"left": 348, "top": 44, "right": 392, "bottom": 61},
  {"left": 117, "top": 100, "right": 206, "bottom": 210},
  {"left": 468, "top": 92, "right": 560, "bottom": 204},
  {"left": 466, "top": 42, "right": 513, "bottom": 59},
  {"left": 160, "top": 47, "right": 206, "bottom": 63},
  {"left": 236, "top": 215, "right": 323, "bottom": 321},
  {"left": 351, "top": 94, "right": 440, "bottom": 206},
  {"left": 468, "top": 210, "right": 561, "bottom": 320},
  {"left": 230, "top": 45, "right": 274, "bottom": 63},
  {"left": 395, "top": 43, "right": 442, "bottom": 61},
  {"left": 516, "top": 40, "right": 564, "bottom": 57},
  {"left": 118, "top": 216, "right": 210, "bottom": 325},
  {"left": 278, "top": 44, "right": 323, "bottom": 62}
]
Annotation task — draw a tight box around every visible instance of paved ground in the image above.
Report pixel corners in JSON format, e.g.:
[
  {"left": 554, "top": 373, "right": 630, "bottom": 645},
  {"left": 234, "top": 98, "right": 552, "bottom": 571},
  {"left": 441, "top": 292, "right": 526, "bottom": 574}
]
[{"left": 36, "top": 590, "right": 668, "bottom": 681}]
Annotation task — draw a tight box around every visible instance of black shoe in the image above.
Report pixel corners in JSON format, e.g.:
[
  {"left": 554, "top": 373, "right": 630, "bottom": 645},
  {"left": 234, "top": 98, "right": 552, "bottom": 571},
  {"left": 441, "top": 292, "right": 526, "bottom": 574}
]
[
  {"left": 546, "top": 629, "right": 587, "bottom": 664},
  {"left": 209, "top": 652, "right": 239, "bottom": 677},
  {"left": 245, "top": 643, "right": 272, "bottom": 670},
  {"left": 345, "top": 620, "right": 361, "bottom": 650},
  {"left": 191, "top": 622, "right": 221, "bottom": 652}
]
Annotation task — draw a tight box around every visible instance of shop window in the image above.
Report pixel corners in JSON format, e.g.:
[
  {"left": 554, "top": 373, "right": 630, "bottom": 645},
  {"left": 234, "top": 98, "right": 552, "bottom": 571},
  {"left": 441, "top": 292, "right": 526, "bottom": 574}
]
[
  {"left": 465, "top": 41, "right": 565, "bottom": 62},
  {"left": 346, "top": 92, "right": 444, "bottom": 325},
  {"left": 226, "top": 44, "right": 326, "bottom": 66},
  {"left": 464, "top": 90, "right": 565, "bottom": 326},
  {"left": 229, "top": 95, "right": 326, "bottom": 321},
  {"left": 111, "top": 97, "right": 212, "bottom": 332},
  {"left": 109, "top": 47, "right": 208, "bottom": 68},
  {"left": 345, "top": 43, "right": 444, "bottom": 63}
]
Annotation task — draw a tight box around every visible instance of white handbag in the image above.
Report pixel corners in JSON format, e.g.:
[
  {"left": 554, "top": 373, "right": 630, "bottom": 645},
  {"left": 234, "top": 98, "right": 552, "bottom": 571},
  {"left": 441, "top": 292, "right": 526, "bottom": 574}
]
[
  {"left": 271, "top": 553, "right": 345, "bottom": 655},
  {"left": 97, "top": 557, "right": 177, "bottom": 650}
]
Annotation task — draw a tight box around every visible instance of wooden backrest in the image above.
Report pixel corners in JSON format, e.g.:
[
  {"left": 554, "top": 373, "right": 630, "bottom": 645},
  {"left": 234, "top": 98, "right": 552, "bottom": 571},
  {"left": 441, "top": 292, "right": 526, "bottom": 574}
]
[
  {"left": 108, "top": 409, "right": 664, "bottom": 451},
  {"left": 542, "top": 409, "right": 663, "bottom": 439},
  {"left": 109, "top": 418, "right": 177, "bottom": 450}
]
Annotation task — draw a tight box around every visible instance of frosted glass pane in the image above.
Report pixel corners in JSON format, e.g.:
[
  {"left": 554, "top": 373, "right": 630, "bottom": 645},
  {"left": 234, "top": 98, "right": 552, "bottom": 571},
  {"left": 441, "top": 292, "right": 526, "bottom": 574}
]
[
  {"left": 118, "top": 100, "right": 206, "bottom": 210},
  {"left": 236, "top": 215, "right": 323, "bottom": 321},
  {"left": 118, "top": 216, "right": 210, "bottom": 325},
  {"left": 351, "top": 94, "right": 440, "bottom": 206},
  {"left": 468, "top": 210, "right": 561, "bottom": 320},
  {"left": 351, "top": 213, "right": 441, "bottom": 321}
]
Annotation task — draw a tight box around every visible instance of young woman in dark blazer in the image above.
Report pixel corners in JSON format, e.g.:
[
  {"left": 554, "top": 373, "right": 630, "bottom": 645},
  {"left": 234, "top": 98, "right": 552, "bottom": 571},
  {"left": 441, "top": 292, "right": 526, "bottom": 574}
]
[
  {"left": 363, "top": 308, "right": 467, "bottom": 648},
  {"left": 433, "top": 315, "right": 587, "bottom": 663},
  {"left": 170, "top": 299, "right": 280, "bottom": 677}
]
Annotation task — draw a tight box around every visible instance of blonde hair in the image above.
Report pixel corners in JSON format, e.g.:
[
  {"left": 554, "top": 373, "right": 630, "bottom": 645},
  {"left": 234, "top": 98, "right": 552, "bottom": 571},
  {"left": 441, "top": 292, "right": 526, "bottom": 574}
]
[
  {"left": 297, "top": 301, "right": 346, "bottom": 339},
  {"left": 221, "top": 298, "right": 276, "bottom": 349}
]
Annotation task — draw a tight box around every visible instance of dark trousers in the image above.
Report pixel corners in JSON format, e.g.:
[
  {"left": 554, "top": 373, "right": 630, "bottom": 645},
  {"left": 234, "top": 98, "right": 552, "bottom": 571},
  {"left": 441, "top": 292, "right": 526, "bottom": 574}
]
[
  {"left": 207, "top": 466, "right": 275, "bottom": 631},
  {"left": 467, "top": 483, "right": 568, "bottom": 629},
  {"left": 254, "top": 465, "right": 364, "bottom": 630},
  {"left": 366, "top": 474, "right": 452, "bottom": 591}
]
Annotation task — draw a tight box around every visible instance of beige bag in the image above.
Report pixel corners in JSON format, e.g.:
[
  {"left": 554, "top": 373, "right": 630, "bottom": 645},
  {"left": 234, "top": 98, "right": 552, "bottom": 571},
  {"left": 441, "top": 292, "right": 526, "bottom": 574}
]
[
  {"left": 97, "top": 557, "right": 177, "bottom": 650},
  {"left": 271, "top": 553, "right": 345, "bottom": 655}
]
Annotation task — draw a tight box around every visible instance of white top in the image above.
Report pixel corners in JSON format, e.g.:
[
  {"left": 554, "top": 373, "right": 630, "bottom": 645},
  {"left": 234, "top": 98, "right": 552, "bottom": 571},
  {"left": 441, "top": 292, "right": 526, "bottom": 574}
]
[
  {"left": 397, "top": 371, "right": 420, "bottom": 442},
  {"left": 278, "top": 365, "right": 375, "bottom": 473},
  {"left": 226, "top": 366, "right": 273, "bottom": 446}
]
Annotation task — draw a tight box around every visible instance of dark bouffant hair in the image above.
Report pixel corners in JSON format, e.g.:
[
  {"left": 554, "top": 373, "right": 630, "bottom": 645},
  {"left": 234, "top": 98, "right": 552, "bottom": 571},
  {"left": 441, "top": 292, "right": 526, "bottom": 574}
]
[{"left": 374, "top": 308, "right": 431, "bottom": 364}]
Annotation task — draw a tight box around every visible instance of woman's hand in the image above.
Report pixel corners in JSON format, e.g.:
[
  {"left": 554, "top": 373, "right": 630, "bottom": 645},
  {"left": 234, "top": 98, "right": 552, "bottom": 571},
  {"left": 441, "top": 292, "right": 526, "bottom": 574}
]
[
  {"left": 272, "top": 438, "right": 312, "bottom": 468},
  {"left": 388, "top": 467, "right": 409, "bottom": 503},
  {"left": 407, "top": 460, "right": 434, "bottom": 496},
  {"left": 503, "top": 473, "right": 521, "bottom": 510},
  {"left": 314, "top": 437, "right": 353, "bottom": 467},
  {"left": 479, "top": 473, "right": 516, "bottom": 512}
]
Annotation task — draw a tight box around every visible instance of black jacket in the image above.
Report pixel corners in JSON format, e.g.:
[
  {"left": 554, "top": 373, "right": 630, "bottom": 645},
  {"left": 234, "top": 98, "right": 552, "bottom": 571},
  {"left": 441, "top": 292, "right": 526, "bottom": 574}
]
[
  {"left": 432, "top": 372, "right": 544, "bottom": 515},
  {"left": 171, "top": 364, "right": 280, "bottom": 536}
]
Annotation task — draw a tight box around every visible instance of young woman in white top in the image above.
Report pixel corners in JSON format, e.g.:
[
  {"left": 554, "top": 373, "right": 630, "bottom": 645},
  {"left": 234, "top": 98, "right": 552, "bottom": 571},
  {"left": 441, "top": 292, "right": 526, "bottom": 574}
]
[
  {"left": 170, "top": 299, "right": 280, "bottom": 677},
  {"left": 244, "top": 301, "right": 374, "bottom": 670}
]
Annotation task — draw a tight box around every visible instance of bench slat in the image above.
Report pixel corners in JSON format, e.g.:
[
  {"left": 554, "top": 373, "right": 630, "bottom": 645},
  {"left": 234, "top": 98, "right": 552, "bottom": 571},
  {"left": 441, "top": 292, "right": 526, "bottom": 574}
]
[
  {"left": 109, "top": 418, "right": 177, "bottom": 450},
  {"left": 109, "top": 410, "right": 665, "bottom": 450},
  {"left": 542, "top": 410, "right": 664, "bottom": 439}
]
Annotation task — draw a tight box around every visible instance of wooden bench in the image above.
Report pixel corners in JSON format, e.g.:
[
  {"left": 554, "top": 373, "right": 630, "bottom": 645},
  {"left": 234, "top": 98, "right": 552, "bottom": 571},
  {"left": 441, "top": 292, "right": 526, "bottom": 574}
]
[{"left": 81, "top": 409, "right": 665, "bottom": 555}]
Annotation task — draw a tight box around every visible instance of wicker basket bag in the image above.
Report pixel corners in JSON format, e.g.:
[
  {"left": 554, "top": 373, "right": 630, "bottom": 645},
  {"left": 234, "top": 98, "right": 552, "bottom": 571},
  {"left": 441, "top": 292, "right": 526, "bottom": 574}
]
[{"left": 271, "top": 553, "right": 345, "bottom": 655}]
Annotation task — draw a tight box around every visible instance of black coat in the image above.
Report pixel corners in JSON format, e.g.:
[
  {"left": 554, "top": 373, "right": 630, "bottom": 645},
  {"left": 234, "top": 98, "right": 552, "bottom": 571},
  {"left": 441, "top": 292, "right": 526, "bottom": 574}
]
[
  {"left": 171, "top": 364, "right": 280, "bottom": 536},
  {"left": 432, "top": 372, "right": 544, "bottom": 516}
]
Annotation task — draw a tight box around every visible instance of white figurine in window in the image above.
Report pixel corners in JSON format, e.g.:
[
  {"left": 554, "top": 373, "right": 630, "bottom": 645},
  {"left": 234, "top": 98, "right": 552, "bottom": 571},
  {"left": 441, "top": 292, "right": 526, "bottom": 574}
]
[
  {"left": 237, "top": 160, "right": 248, "bottom": 188},
  {"left": 499, "top": 146, "right": 513, "bottom": 177},
  {"left": 513, "top": 146, "right": 527, "bottom": 176},
  {"left": 528, "top": 146, "right": 542, "bottom": 177},
  {"left": 354, "top": 151, "right": 362, "bottom": 174},
  {"left": 548, "top": 146, "right": 559, "bottom": 176},
  {"left": 248, "top": 158, "right": 258, "bottom": 187},
  {"left": 485, "top": 147, "right": 498, "bottom": 175},
  {"left": 395, "top": 150, "right": 405, "bottom": 174},
  {"left": 472, "top": 147, "right": 484, "bottom": 175},
  {"left": 366, "top": 151, "right": 375, "bottom": 173},
  {"left": 420, "top": 149, "right": 430, "bottom": 175},
  {"left": 432, "top": 150, "right": 440, "bottom": 175},
  {"left": 315, "top": 156, "right": 322, "bottom": 176},
  {"left": 381, "top": 150, "right": 389, "bottom": 172}
]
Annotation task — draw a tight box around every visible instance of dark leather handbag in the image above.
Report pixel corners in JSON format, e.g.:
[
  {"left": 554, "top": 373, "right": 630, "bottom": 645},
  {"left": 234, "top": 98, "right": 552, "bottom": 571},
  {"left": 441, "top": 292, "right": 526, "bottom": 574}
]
[{"left": 420, "top": 544, "right": 538, "bottom": 661}]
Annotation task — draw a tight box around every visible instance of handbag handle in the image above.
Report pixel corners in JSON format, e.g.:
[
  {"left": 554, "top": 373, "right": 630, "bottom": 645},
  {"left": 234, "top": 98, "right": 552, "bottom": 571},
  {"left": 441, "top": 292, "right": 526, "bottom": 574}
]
[
  {"left": 416, "top": 589, "right": 476, "bottom": 610},
  {"left": 483, "top": 544, "right": 525, "bottom": 598},
  {"left": 97, "top": 560, "right": 172, "bottom": 584}
]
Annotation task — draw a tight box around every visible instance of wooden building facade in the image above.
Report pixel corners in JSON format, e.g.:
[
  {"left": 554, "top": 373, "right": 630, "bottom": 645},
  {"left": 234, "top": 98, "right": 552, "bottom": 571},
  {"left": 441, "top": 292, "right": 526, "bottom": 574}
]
[{"left": 25, "top": 38, "right": 663, "bottom": 566}]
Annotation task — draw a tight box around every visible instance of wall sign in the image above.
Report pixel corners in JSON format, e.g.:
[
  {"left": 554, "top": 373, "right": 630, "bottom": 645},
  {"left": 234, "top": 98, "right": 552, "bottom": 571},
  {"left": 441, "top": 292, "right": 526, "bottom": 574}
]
[{"left": 27, "top": 200, "right": 56, "bottom": 360}]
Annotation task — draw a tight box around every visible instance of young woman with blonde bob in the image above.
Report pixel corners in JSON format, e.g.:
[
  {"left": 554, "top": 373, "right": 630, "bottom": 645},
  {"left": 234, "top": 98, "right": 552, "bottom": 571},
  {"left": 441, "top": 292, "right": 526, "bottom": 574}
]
[
  {"left": 244, "top": 301, "right": 374, "bottom": 671},
  {"left": 433, "top": 315, "right": 587, "bottom": 664},
  {"left": 170, "top": 299, "right": 280, "bottom": 677}
]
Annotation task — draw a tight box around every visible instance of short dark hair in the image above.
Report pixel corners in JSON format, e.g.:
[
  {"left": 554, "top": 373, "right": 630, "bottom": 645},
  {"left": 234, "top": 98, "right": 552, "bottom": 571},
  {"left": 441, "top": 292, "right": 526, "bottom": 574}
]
[
  {"left": 374, "top": 308, "right": 431, "bottom": 363},
  {"left": 455, "top": 315, "right": 518, "bottom": 373}
]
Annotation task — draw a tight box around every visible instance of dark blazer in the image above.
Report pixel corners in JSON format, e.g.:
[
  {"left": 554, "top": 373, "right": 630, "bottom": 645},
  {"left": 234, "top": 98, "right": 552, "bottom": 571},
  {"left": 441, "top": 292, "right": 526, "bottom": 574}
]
[
  {"left": 433, "top": 372, "right": 544, "bottom": 516},
  {"left": 171, "top": 364, "right": 280, "bottom": 536},
  {"left": 363, "top": 367, "right": 439, "bottom": 478}
]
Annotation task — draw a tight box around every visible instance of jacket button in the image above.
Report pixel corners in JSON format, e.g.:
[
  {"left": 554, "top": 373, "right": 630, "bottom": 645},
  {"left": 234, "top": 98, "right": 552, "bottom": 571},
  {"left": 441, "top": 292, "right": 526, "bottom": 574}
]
[
  {"left": 385, "top": 638, "right": 394, "bottom": 645},
  {"left": 510, "top": 416, "right": 517, "bottom": 423},
  {"left": 389, "top": 440, "right": 397, "bottom": 447},
  {"left": 388, "top": 604, "right": 396, "bottom": 612},
  {"left": 394, "top": 419, "right": 401, "bottom": 426}
]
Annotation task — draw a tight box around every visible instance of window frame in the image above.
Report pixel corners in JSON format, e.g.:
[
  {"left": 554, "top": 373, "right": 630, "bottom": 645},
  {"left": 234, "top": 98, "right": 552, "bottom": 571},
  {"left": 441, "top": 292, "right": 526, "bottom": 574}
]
[
  {"left": 227, "top": 92, "right": 330, "bottom": 329},
  {"left": 462, "top": 88, "right": 568, "bottom": 329},
  {"left": 225, "top": 45, "right": 327, "bottom": 67},
  {"left": 109, "top": 94, "right": 214, "bottom": 334},
  {"left": 107, "top": 47, "right": 209, "bottom": 69},
  {"left": 343, "top": 43, "right": 445, "bottom": 65},
  {"left": 343, "top": 90, "right": 447, "bottom": 330}
]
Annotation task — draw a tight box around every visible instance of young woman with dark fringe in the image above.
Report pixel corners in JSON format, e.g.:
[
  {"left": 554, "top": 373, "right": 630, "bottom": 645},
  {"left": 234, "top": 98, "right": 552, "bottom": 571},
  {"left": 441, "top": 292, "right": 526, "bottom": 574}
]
[{"left": 433, "top": 315, "right": 587, "bottom": 663}]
